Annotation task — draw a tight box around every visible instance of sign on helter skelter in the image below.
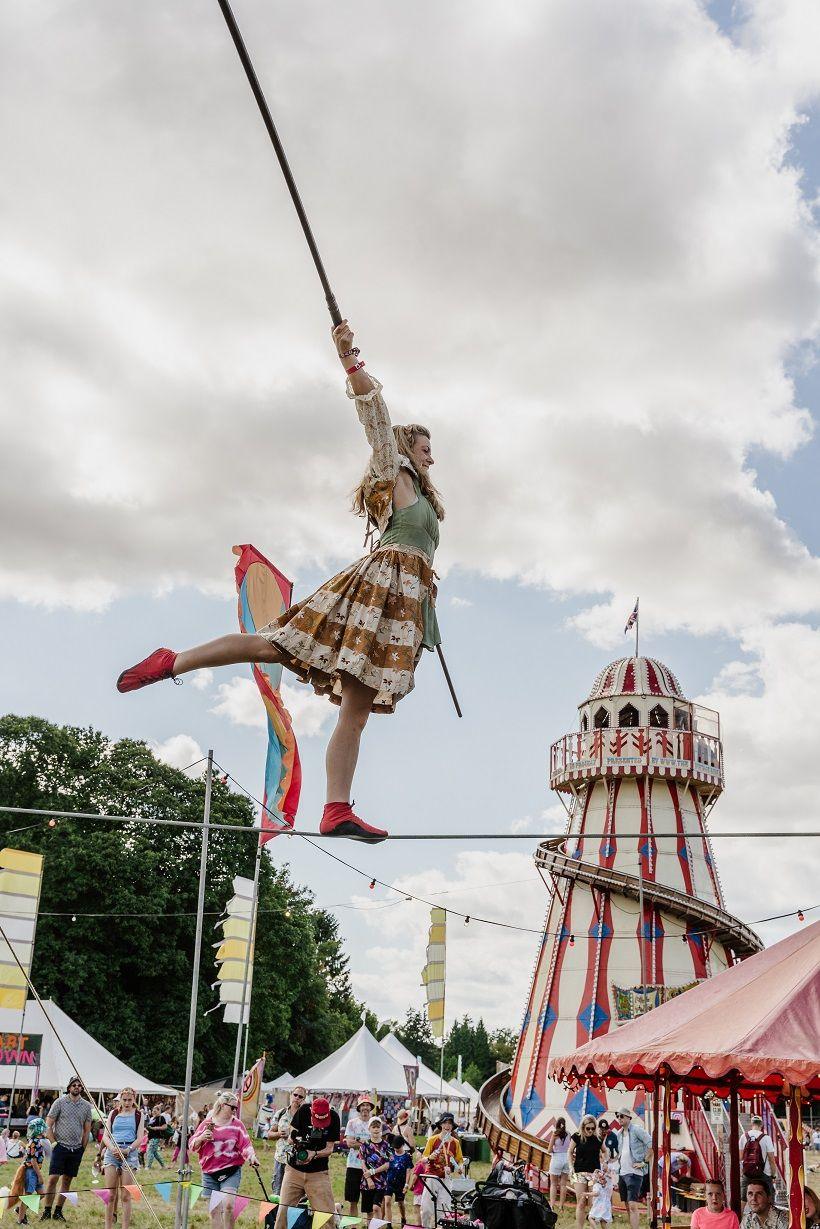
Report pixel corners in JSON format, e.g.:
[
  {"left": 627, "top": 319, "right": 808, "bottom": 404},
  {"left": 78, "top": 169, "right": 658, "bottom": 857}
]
[{"left": 0, "top": 1033, "right": 43, "bottom": 1066}]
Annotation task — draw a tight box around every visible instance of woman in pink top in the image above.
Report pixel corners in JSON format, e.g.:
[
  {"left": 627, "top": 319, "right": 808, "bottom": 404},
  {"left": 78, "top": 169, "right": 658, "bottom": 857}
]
[
  {"left": 190, "top": 1093, "right": 259, "bottom": 1228},
  {"left": 691, "top": 1179, "right": 740, "bottom": 1229}
]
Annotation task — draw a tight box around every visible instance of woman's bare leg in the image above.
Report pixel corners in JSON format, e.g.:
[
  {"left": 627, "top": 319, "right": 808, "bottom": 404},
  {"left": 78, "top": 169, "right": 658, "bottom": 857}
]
[
  {"left": 325, "top": 675, "right": 376, "bottom": 803},
  {"left": 173, "top": 635, "right": 282, "bottom": 677}
]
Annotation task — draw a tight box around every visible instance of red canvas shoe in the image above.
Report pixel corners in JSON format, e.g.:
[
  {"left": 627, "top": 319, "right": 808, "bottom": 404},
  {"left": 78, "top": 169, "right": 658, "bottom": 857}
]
[
  {"left": 116, "top": 648, "right": 178, "bottom": 693},
  {"left": 319, "top": 802, "right": 388, "bottom": 844}
]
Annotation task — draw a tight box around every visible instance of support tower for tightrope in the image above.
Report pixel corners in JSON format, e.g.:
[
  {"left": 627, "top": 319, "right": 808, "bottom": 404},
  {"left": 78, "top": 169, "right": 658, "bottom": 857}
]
[{"left": 478, "top": 655, "right": 761, "bottom": 1158}]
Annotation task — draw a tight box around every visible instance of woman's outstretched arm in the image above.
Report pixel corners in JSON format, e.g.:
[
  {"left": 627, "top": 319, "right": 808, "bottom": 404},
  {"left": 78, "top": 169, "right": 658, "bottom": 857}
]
[{"left": 332, "top": 319, "right": 374, "bottom": 395}]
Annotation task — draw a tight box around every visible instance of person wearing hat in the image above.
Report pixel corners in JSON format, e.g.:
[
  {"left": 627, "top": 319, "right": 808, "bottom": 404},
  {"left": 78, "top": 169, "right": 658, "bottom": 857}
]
[
  {"left": 420, "top": 1113, "right": 463, "bottom": 1228},
  {"left": 41, "top": 1076, "right": 93, "bottom": 1221},
  {"left": 344, "top": 1094, "right": 376, "bottom": 1216},
  {"left": 275, "top": 1096, "right": 341, "bottom": 1229},
  {"left": 614, "top": 1109, "right": 652, "bottom": 1229}
]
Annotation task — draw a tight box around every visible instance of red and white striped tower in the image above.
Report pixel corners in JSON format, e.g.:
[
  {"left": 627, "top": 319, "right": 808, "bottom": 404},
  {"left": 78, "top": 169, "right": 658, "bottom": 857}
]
[{"left": 507, "top": 655, "right": 761, "bottom": 1136}]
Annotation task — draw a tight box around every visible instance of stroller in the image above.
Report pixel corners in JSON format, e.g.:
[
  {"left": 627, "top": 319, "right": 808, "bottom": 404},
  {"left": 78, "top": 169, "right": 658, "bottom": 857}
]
[{"left": 471, "top": 1165, "right": 557, "bottom": 1229}]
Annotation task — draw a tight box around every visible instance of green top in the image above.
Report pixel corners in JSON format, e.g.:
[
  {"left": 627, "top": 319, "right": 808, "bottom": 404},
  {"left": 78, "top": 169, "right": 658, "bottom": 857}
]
[{"left": 379, "top": 477, "right": 441, "bottom": 651}]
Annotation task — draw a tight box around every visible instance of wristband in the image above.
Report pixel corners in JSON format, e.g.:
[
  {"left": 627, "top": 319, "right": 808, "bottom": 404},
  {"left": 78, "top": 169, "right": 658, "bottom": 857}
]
[
  {"left": 346, "top": 360, "right": 366, "bottom": 374},
  {"left": 341, "top": 347, "right": 360, "bottom": 358}
]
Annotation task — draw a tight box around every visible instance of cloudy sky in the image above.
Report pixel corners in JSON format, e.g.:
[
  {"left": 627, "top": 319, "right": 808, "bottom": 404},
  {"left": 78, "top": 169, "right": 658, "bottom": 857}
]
[{"left": 3, "top": 0, "right": 820, "bottom": 1036}]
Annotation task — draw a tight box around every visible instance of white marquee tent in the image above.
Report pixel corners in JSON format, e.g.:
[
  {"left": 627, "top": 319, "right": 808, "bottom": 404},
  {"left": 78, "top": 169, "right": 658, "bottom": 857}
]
[
  {"left": 288, "top": 1025, "right": 410, "bottom": 1096},
  {"left": 261, "top": 1070, "right": 294, "bottom": 1094},
  {"left": 0, "top": 1000, "right": 175, "bottom": 1097},
  {"left": 379, "top": 1032, "right": 467, "bottom": 1104}
]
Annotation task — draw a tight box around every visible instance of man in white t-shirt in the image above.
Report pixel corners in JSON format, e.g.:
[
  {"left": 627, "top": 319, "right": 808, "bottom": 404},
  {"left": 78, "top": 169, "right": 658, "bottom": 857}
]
[
  {"left": 344, "top": 1094, "right": 375, "bottom": 1216},
  {"left": 739, "top": 1115, "right": 776, "bottom": 1198}
]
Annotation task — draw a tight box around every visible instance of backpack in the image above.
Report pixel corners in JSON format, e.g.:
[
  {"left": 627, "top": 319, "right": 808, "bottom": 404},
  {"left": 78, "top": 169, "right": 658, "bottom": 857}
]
[{"left": 742, "top": 1134, "right": 765, "bottom": 1177}]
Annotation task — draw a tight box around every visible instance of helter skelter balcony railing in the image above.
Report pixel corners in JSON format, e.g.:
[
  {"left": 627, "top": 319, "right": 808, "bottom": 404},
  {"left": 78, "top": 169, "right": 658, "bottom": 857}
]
[{"left": 549, "top": 725, "right": 724, "bottom": 794}]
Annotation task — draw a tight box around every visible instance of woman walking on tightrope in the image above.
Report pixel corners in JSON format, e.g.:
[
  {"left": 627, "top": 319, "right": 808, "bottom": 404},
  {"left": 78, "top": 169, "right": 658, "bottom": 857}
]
[{"left": 117, "top": 322, "right": 444, "bottom": 844}]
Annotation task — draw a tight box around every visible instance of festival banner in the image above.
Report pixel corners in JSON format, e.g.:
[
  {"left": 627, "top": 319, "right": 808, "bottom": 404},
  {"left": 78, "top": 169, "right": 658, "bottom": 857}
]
[
  {"left": 0, "top": 1033, "right": 41, "bottom": 1066},
  {"left": 233, "top": 544, "right": 301, "bottom": 841},
  {"left": 0, "top": 848, "right": 44, "bottom": 1011},
  {"left": 214, "top": 875, "right": 256, "bottom": 1025},
  {"left": 403, "top": 1063, "right": 419, "bottom": 1099},
  {"left": 421, "top": 907, "right": 447, "bottom": 1039},
  {"left": 241, "top": 1053, "right": 266, "bottom": 1128}
]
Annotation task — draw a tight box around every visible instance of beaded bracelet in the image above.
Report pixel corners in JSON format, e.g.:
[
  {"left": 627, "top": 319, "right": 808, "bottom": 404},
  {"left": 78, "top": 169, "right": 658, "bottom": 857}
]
[
  {"left": 346, "top": 360, "right": 366, "bottom": 374},
  {"left": 341, "top": 347, "right": 360, "bottom": 359}
]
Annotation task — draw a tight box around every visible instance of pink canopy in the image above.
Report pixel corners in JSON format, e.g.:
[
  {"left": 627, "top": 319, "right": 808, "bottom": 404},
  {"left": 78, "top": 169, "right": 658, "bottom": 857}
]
[{"left": 548, "top": 918, "right": 820, "bottom": 1098}]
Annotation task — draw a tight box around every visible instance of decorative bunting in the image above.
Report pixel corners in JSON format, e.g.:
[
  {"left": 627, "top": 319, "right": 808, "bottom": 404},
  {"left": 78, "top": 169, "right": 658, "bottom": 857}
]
[
  {"left": 156, "top": 1183, "right": 173, "bottom": 1203},
  {"left": 64, "top": 1193, "right": 79, "bottom": 1207},
  {"left": 124, "top": 1184, "right": 143, "bottom": 1202},
  {"left": 189, "top": 1184, "right": 204, "bottom": 1208},
  {"left": 340, "top": 1219, "right": 363, "bottom": 1227},
  {"left": 0, "top": 1187, "right": 8, "bottom": 1219},
  {"left": 258, "top": 1203, "right": 276, "bottom": 1222},
  {"left": 287, "top": 1207, "right": 304, "bottom": 1229},
  {"left": 20, "top": 1195, "right": 41, "bottom": 1213},
  {"left": 313, "top": 1214, "right": 332, "bottom": 1229},
  {"left": 94, "top": 1189, "right": 112, "bottom": 1205},
  {"left": 368, "top": 1220, "right": 389, "bottom": 1229},
  {"left": 210, "top": 1191, "right": 226, "bottom": 1211},
  {"left": 232, "top": 1195, "right": 251, "bottom": 1221}
]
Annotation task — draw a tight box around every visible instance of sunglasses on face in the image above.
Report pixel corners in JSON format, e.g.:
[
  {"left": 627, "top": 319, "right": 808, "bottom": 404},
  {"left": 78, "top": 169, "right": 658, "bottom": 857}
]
[{"left": 292, "top": 1094, "right": 305, "bottom": 1100}]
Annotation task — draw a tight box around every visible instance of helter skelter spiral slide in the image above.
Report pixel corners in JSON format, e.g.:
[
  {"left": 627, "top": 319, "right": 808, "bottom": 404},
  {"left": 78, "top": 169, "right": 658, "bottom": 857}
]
[{"left": 476, "top": 655, "right": 762, "bottom": 1174}]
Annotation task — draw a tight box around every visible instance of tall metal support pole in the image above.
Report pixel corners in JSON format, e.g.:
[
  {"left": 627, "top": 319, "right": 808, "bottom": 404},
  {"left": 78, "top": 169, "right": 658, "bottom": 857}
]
[
  {"left": 175, "top": 752, "right": 214, "bottom": 1229},
  {"left": 232, "top": 840, "right": 263, "bottom": 1090},
  {"left": 729, "top": 1081, "right": 741, "bottom": 1217},
  {"left": 650, "top": 1078, "right": 661, "bottom": 1229}
]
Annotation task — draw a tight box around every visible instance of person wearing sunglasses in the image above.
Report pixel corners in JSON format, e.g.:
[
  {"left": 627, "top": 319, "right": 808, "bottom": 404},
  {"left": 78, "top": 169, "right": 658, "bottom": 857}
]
[
  {"left": 41, "top": 1076, "right": 93, "bottom": 1221},
  {"left": 568, "top": 1114, "right": 604, "bottom": 1229},
  {"left": 190, "top": 1093, "right": 259, "bottom": 1228},
  {"left": 271, "top": 1087, "right": 307, "bottom": 1196}
]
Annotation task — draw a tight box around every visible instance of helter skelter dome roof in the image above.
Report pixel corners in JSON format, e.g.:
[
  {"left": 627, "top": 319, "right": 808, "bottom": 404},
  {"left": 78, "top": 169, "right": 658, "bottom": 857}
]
[{"left": 586, "top": 656, "right": 687, "bottom": 702}]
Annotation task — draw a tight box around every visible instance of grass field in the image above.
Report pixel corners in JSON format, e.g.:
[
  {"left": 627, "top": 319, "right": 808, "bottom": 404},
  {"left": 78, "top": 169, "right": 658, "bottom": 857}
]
[{"left": 2, "top": 1141, "right": 816, "bottom": 1226}]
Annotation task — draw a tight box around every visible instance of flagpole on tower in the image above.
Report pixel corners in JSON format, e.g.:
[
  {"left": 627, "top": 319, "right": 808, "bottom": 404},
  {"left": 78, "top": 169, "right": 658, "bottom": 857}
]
[{"left": 635, "top": 598, "right": 640, "bottom": 659}]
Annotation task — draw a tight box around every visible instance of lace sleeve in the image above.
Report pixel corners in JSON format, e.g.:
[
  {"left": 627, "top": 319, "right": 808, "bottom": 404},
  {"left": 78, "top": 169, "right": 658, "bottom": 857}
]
[{"left": 346, "top": 375, "right": 401, "bottom": 482}]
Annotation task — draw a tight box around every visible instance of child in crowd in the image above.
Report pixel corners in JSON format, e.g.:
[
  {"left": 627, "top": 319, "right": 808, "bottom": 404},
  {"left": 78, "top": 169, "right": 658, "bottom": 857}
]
[
  {"left": 7, "top": 1131, "right": 23, "bottom": 1159},
  {"left": 588, "top": 1161, "right": 618, "bottom": 1229},
  {"left": 359, "top": 1117, "right": 393, "bottom": 1219},
  {"left": 385, "top": 1134, "right": 415, "bottom": 1226},
  {"left": 13, "top": 1117, "right": 47, "bottom": 1225},
  {"left": 410, "top": 1158, "right": 430, "bottom": 1220}
]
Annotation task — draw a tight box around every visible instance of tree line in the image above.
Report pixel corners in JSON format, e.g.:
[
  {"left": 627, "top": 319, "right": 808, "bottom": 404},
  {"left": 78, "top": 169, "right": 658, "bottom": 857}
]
[{"left": 381, "top": 1006, "right": 517, "bottom": 1090}]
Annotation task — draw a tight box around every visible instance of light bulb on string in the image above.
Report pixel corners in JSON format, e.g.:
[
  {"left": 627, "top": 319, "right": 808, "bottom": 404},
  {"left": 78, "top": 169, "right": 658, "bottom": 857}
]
[
  {"left": 797, "top": 909, "right": 805, "bottom": 923},
  {"left": 71, "top": 915, "right": 77, "bottom": 923},
  {"left": 48, "top": 818, "right": 57, "bottom": 828},
  {"left": 569, "top": 934, "right": 575, "bottom": 947},
  {"left": 369, "top": 879, "right": 376, "bottom": 890},
  {"left": 464, "top": 916, "right": 470, "bottom": 926}
]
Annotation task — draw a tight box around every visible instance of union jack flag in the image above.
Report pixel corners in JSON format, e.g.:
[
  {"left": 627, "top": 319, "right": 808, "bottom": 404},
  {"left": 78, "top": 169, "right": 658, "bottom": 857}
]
[{"left": 624, "top": 599, "right": 639, "bottom": 635}]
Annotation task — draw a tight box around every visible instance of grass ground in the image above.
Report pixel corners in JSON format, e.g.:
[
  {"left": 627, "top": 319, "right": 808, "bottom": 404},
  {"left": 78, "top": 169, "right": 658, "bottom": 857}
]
[{"left": 2, "top": 1142, "right": 817, "bottom": 1226}]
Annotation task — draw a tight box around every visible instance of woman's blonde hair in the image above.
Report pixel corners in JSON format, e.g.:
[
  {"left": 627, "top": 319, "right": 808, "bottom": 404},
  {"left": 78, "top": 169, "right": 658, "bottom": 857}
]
[{"left": 353, "top": 424, "right": 445, "bottom": 524}]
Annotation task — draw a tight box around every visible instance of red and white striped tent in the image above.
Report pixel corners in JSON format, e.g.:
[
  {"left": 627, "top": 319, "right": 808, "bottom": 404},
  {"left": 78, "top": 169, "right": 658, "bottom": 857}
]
[{"left": 548, "top": 920, "right": 820, "bottom": 1229}]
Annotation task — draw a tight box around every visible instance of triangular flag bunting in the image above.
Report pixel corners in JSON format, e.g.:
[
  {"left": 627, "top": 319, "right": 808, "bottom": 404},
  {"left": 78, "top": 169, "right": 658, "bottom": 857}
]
[
  {"left": 124, "top": 1184, "right": 143, "bottom": 1202},
  {"left": 369, "top": 1220, "right": 389, "bottom": 1229},
  {"left": 313, "top": 1214, "right": 332, "bottom": 1229},
  {"left": 21, "top": 1195, "right": 41, "bottom": 1212},
  {"left": 189, "top": 1184, "right": 204, "bottom": 1208},
  {"left": 258, "top": 1203, "right": 275, "bottom": 1222},
  {"left": 232, "top": 1195, "right": 251, "bottom": 1222},
  {"left": 0, "top": 1188, "right": 8, "bottom": 1219},
  {"left": 64, "top": 1193, "right": 79, "bottom": 1207},
  {"left": 339, "top": 1219, "right": 362, "bottom": 1227},
  {"left": 287, "top": 1207, "right": 304, "bottom": 1229},
  {"left": 210, "top": 1191, "right": 226, "bottom": 1211},
  {"left": 94, "top": 1189, "right": 112, "bottom": 1204},
  {"left": 156, "top": 1183, "right": 173, "bottom": 1203}
]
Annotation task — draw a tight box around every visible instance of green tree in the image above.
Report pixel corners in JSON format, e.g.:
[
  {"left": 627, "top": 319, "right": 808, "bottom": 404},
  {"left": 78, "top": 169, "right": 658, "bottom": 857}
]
[
  {"left": 489, "top": 1027, "right": 518, "bottom": 1069},
  {"left": 0, "top": 715, "right": 368, "bottom": 1085},
  {"left": 462, "top": 1061, "right": 483, "bottom": 1090}
]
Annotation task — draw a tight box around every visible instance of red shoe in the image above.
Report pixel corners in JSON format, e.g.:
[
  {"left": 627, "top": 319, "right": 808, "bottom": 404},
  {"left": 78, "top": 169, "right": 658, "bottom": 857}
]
[
  {"left": 117, "top": 648, "right": 178, "bottom": 693},
  {"left": 319, "top": 802, "right": 388, "bottom": 844}
]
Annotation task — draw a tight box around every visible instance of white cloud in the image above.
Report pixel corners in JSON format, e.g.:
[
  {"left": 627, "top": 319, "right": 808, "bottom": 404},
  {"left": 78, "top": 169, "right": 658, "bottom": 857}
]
[
  {"left": 349, "top": 852, "right": 546, "bottom": 1028},
  {"left": 449, "top": 597, "right": 473, "bottom": 609},
  {"left": 210, "top": 675, "right": 334, "bottom": 738},
  {"left": 150, "top": 734, "right": 205, "bottom": 774},
  {"left": 190, "top": 669, "right": 214, "bottom": 692},
  {"left": 1, "top": 0, "right": 820, "bottom": 651},
  {"left": 509, "top": 805, "right": 567, "bottom": 835}
]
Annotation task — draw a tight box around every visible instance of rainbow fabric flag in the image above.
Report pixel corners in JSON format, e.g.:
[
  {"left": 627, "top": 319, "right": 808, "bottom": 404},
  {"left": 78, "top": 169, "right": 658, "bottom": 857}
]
[{"left": 233, "top": 545, "right": 301, "bottom": 841}]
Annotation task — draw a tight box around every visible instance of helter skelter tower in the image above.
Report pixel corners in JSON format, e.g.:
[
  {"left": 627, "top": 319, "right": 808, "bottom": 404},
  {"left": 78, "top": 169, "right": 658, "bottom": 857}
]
[{"left": 506, "top": 655, "right": 761, "bottom": 1138}]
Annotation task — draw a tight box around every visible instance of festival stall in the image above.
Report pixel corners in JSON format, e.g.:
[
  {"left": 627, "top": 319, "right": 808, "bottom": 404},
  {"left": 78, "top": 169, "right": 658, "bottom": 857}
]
[
  {"left": 0, "top": 999, "right": 175, "bottom": 1112},
  {"left": 548, "top": 920, "right": 820, "bottom": 1229}
]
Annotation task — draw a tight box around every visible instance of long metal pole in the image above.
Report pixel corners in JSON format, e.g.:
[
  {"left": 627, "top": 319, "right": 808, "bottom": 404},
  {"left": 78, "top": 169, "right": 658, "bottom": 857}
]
[
  {"left": 435, "top": 645, "right": 463, "bottom": 718},
  {"left": 214, "top": 0, "right": 342, "bottom": 326},
  {"left": 175, "top": 751, "right": 214, "bottom": 1229},
  {"left": 232, "top": 841, "right": 262, "bottom": 1090}
]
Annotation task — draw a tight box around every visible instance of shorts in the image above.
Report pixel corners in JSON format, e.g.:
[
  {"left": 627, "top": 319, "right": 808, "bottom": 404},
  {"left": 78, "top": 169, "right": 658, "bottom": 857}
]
[
  {"left": 24, "top": 1168, "right": 43, "bottom": 1196},
  {"left": 50, "top": 1144, "right": 84, "bottom": 1178},
  {"left": 619, "top": 1174, "right": 644, "bottom": 1204},
  {"left": 344, "top": 1167, "right": 363, "bottom": 1203},
  {"left": 361, "top": 1186, "right": 386, "bottom": 1214},
  {"left": 202, "top": 1168, "right": 243, "bottom": 1195},
  {"left": 386, "top": 1179, "right": 408, "bottom": 1200},
  {"left": 575, "top": 1172, "right": 595, "bottom": 1189},
  {"left": 104, "top": 1149, "right": 139, "bottom": 1171},
  {"left": 549, "top": 1156, "right": 570, "bottom": 1177}
]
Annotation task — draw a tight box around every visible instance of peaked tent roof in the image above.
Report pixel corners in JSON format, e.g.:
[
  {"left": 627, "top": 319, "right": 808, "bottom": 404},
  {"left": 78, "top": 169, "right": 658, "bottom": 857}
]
[
  {"left": 288, "top": 1025, "right": 413, "bottom": 1096},
  {"left": 0, "top": 1000, "right": 176, "bottom": 1095},
  {"left": 548, "top": 919, "right": 820, "bottom": 1097},
  {"left": 262, "top": 1071, "right": 294, "bottom": 1092},
  {"left": 379, "top": 1032, "right": 467, "bottom": 1101},
  {"left": 447, "top": 1078, "right": 479, "bottom": 1106}
]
